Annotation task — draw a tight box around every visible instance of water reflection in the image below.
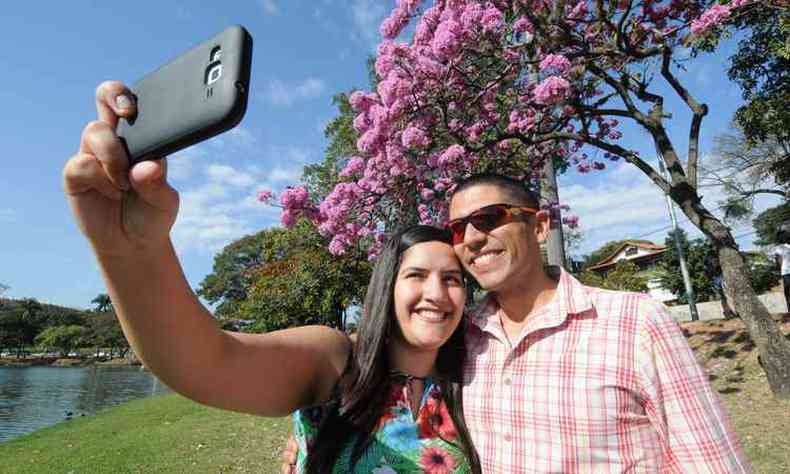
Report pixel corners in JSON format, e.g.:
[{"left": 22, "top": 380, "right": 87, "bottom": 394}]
[{"left": 0, "top": 366, "right": 170, "bottom": 443}]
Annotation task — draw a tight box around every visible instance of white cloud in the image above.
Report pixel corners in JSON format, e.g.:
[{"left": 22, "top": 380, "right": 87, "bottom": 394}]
[
  {"left": 172, "top": 182, "right": 250, "bottom": 253},
  {"left": 259, "top": 0, "right": 279, "bottom": 15},
  {"left": 204, "top": 125, "right": 257, "bottom": 151},
  {"left": 264, "top": 78, "right": 326, "bottom": 107},
  {"left": 206, "top": 164, "right": 256, "bottom": 188},
  {"left": 167, "top": 151, "right": 196, "bottom": 182},
  {"left": 269, "top": 166, "right": 302, "bottom": 183},
  {"left": 167, "top": 156, "right": 307, "bottom": 254}
]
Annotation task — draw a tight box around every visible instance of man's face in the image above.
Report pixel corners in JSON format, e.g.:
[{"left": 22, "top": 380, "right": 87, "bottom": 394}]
[{"left": 449, "top": 184, "right": 549, "bottom": 293}]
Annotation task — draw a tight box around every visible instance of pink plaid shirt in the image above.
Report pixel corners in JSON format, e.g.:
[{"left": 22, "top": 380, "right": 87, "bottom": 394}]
[{"left": 463, "top": 268, "right": 750, "bottom": 473}]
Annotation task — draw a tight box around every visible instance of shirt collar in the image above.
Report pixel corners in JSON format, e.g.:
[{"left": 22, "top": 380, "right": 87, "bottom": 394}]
[{"left": 469, "top": 266, "right": 595, "bottom": 338}]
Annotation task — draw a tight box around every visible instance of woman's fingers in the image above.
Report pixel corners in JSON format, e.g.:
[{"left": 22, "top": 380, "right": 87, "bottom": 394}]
[
  {"left": 79, "top": 120, "right": 131, "bottom": 191},
  {"left": 128, "top": 159, "right": 179, "bottom": 213},
  {"left": 63, "top": 152, "right": 123, "bottom": 201},
  {"left": 95, "top": 80, "right": 136, "bottom": 128}
]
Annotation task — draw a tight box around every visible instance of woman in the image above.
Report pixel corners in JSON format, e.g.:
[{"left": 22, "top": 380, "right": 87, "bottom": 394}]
[
  {"left": 294, "top": 225, "right": 481, "bottom": 473},
  {"left": 64, "top": 82, "right": 479, "bottom": 473}
]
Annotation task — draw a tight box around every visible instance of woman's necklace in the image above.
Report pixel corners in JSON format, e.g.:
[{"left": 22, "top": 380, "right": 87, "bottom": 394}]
[{"left": 389, "top": 369, "right": 429, "bottom": 382}]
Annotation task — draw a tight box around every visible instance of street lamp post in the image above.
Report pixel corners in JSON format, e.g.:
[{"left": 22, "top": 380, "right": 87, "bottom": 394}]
[{"left": 658, "top": 159, "right": 699, "bottom": 321}]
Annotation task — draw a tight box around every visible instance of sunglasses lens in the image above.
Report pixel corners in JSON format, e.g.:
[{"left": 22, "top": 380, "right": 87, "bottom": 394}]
[
  {"left": 449, "top": 222, "right": 466, "bottom": 244},
  {"left": 471, "top": 206, "right": 507, "bottom": 231},
  {"left": 448, "top": 206, "right": 510, "bottom": 243}
]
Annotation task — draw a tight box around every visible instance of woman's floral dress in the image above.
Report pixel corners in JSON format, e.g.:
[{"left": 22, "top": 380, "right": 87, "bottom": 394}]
[{"left": 293, "top": 376, "right": 471, "bottom": 473}]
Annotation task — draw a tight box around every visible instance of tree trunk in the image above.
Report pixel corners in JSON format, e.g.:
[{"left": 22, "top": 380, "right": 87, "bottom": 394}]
[
  {"left": 719, "top": 243, "right": 790, "bottom": 397},
  {"left": 671, "top": 185, "right": 790, "bottom": 398},
  {"left": 540, "top": 157, "right": 567, "bottom": 268}
]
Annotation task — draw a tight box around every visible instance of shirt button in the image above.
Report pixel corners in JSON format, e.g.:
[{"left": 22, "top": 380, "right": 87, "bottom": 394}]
[
  {"left": 504, "top": 434, "right": 512, "bottom": 442},
  {"left": 503, "top": 378, "right": 512, "bottom": 386}
]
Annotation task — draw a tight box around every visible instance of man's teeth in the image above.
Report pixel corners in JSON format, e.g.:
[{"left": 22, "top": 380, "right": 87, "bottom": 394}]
[{"left": 473, "top": 252, "right": 500, "bottom": 265}]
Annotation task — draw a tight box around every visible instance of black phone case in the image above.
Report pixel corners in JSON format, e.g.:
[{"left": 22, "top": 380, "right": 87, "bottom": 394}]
[{"left": 117, "top": 25, "right": 253, "bottom": 165}]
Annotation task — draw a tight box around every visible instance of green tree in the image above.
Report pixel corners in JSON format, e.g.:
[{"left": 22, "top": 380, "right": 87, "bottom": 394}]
[
  {"left": 753, "top": 202, "right": 790, "bottom": 246},
  {"left": 91, "top": 293, "right": 113, "bottom": 313},
  {"left": 0, "top": 312, "right": 25, "bottom": 356},
  {"left": 34, "top": 325, "right": 87, "bottom": 357},
  {"left": 197, "top": 231, "right": 273, "bottom": 319},
  {"left": 727, "top": 8, "right": 790, "bottom": 147},
  {"left": 656, "top": 231, "right": 779, "bottom": 304},
  {"left": 87, "top": 311, "right": 129, "bottom": 359},
  {"left": 725, "top": 6, "right": 790, "bottom": 192},
  {"left": 656, "top": 230, "right": 715, "bottom": 305},
  {"left": 579, "top": 261, "right": 648, "bottom": 293},
  {"left": 239, "top": 220, "right": 371, "bottom": 332}
]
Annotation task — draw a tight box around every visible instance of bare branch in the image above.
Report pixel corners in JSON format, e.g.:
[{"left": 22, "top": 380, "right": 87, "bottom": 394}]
[{"left": 661, "top": 47, "right": 708, "bottom": 188}]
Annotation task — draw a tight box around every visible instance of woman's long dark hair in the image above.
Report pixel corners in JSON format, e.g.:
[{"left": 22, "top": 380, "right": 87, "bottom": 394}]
[{"left": 305, "top": 225, "right": 481, "bottom": 474}]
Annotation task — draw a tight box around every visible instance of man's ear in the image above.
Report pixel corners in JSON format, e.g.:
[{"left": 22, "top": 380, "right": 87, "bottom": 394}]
[{"left": 533, "top": 210, "right": 551, "bottom": 243}]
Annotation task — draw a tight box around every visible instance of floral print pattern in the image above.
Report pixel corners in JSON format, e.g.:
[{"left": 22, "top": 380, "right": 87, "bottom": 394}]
[{"left": 293, "top": 378, "right": 471, "bottom": 473}]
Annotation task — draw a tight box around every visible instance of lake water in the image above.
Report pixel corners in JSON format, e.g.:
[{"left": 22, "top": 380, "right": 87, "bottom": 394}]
[{"left": 0, "top": 366, "right": 171, "bottom": 443}]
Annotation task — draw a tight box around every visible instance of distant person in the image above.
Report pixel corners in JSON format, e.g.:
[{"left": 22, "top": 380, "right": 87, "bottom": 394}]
[
  {"left": 774, "top": 229, "right": 790, "bottom": 312},
  {"left": 704, "top": 247, "right": 738, "bottom": 319}
]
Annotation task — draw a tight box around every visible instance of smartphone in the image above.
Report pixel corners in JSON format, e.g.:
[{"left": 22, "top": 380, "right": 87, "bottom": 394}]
[{"left": 117, "top": 25, "right": 253, "bottom": 165}]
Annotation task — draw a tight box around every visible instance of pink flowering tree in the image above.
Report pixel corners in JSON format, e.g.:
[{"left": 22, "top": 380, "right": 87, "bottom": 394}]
[{"left": 273, "top": 0, "right": 790, "bottom": 395}]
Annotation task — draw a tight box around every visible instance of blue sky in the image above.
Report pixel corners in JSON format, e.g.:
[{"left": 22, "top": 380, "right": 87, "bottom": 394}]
[{"left": 1, "top": 1, "right": 780, "bottom": 310}]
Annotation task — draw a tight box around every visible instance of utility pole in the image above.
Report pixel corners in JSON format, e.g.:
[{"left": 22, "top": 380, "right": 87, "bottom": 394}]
[
  {"left": 541, "top": 157, "right": 567, "bottom": 268},
  {"left": 658, "top": 159, "right": 699, "bottom": 321}
]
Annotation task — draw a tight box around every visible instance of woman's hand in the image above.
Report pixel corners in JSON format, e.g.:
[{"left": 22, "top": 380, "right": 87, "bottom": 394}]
[{"left": 63, "top": 81, "right": 179, "bottom": 258}]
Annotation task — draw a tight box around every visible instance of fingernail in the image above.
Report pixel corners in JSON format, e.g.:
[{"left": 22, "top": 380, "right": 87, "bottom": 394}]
[{"left": 115, "top": 94, "right": 133, "bottom": 110}]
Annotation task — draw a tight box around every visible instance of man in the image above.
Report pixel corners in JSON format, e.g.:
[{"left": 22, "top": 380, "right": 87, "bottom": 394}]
[
  {"left": 281, "top": 174, "right": 750, "bottom": 472},
  {"left": 774, "top": 228, "right": 790, "bottom": 312}
]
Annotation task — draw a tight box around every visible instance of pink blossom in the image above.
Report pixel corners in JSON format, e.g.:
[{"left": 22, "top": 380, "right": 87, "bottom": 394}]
[
  {"left": 421, "top": 188, "right": 435, "bottom": 200},
  {"left": 328, "top": 235, "right": 347, "bottom": 255},
  {"left": 568, "top": 1, "right": 589, "bottom": 20},
  {"left": 381, "top": 7, "right": 410, "bottom": 40},
  {"left": 539, "top": 54, "right": 572, "bottom": 74},
  {"left": 534, "top": 76, "right": 571, "bottom": 105},
  {"left": 378, "top": 76, "right": 408, "bottom": 107},
  {"left": 256, "top": 190, "right": 273, "bottom": 203},
  {"left": 353, "top": 113, "right": 371, "bottom": 133},
  {"left": 513, "top": 16, "right": 533, "bottom": 33},
  {"left": 402, "top": 125, "right": 430, "bottom": 148},
  {"left": 438, "top": 144, "right": 466, "bottom": 167},
  {"left": 481, "top": 5, "right": 504, "bottom": 33},
  {"left": 357, "top": 129, "right": 381, "bottom": 154},
  {"left": 279, "top": 186, "right": 309, "bottom": 208},
  {"left": 339, "top": 157, "right": 365, "bottom": 177},
  {"left": 349, "top": 91, "right": 377, "bottom": 113},
  {"left": 460, "top": 3, "right": 484, "bottom": 30},
  {"left": 281, "top": 209, "right": 297, "bottom": 228},
  {"left": 562, "top": 215, "right": 580, "bottom": 229},
  {"left": 432, "top": 19, "right": 462, "bottom": 60},
  {"left": 690, "top": 4, "right": 732, "bottom": 34}
]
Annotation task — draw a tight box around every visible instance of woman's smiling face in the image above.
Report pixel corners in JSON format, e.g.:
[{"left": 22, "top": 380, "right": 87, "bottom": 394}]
[{"left": 392, "top": 240, "right": 466, "bottom": 352}]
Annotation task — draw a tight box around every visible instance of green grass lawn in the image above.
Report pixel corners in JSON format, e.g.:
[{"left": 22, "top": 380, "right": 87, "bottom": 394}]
[{"left": 0, "top": 394, "right": 290, "bottom": 473}]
